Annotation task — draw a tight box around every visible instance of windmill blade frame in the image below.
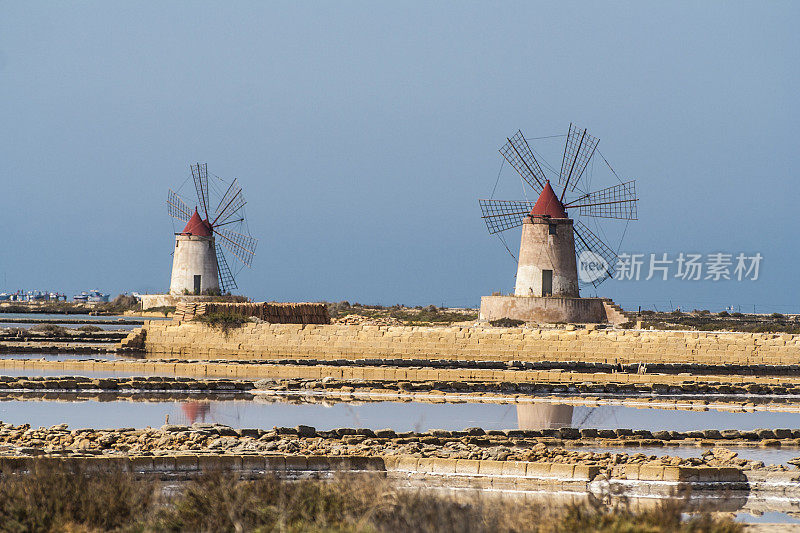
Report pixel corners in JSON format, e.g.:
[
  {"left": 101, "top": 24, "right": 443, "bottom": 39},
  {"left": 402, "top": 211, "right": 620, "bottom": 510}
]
[
  {"left": 479, "top": 199, "right": 536, "bottom": 234},
  {"left": 167, "top": 189, "right": 193, "bottom": 222},
  {"left": 212, "top": 178, "right": 246, "bottom": 226},
  {"left": 573, "top": 219, "right": 618, "bottom": 288},
  {"left": 215, "top": 227, "right": 258, "bottom": 267},
  {"left": 215, "top": 244, "right": 238, "bottom": 293},
  {"left": 191, "top": 163, "right": 210, "bottom": 219},
  {"left": 499, "top": 130, "right": 547, "bottom": 195},
  {"left": 565, "top": 180, "right": 638, "bottom": 220},
  {"left": 559, "top": 124, "right": 599, "bottom": 197}
]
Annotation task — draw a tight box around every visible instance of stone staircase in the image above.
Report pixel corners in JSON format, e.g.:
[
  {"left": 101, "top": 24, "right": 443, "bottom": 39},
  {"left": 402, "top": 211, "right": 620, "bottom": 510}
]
[{"left": 600, "top": 298, "right": 634, "bottom": 326}]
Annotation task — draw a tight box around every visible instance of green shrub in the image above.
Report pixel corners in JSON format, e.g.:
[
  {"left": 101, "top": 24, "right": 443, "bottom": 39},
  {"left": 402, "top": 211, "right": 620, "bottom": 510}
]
[
  {"left": 195, "top": 312, "right": 248, "bottom": 334},
  {"left": 717, "top": 311, "right": 729, "bottom": 317},
  {"left": 771, "top": 312, "right": 785, "bottom": 319},
  {"left": 77, "top": 325, "right": 103, "bottom": 333}
]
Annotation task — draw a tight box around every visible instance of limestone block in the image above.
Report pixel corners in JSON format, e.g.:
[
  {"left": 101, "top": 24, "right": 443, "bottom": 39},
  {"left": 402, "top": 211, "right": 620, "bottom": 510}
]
[
  {"left": 416, "top": 457, "right": 436, "bottom": 473},
  {"left": 550, "top": 463, "right": 575, "bottom": 478},
  {"left": 129, "top": 456, "right": 155, "bottom": 473},
  {"left": 478, "top": 460, "right": 505, "bottom": 476},
  {"left": 305, "top": 455, "right": 330, "bottom": 471},
  {"left": 432, "top": 458, "right": 457, "bottom": 474},
  {"left": 525, "top": 462, "right": 552, "bottom": 478},
  {"left": 396, "top": 456, "right": 420, "bottom": 472},
  {"left": 455, "top": 459, "right": 481, "bottom": 475},
  {"left": 284, "top": 455, "right": 308, "bottom": 471},
  {"left": 637, "top": 465, "right": 665, "bottom": 481},
  {"left": 501, "top": 461, "right": 528, "bottom": 477},
  {"left": 173, "top": 454, "right": 199, "bottom": 472}
]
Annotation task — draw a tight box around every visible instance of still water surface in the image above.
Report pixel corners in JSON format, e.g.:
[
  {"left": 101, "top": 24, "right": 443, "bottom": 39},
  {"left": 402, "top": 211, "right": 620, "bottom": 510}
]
[{"left": 1, "top": 399, "right": 799, "bottom": 433}]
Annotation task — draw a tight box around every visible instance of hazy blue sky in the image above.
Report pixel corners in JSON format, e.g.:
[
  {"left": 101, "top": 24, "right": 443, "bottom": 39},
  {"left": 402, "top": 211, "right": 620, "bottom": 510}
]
[{"left": 1, "top": 2, "right": 798, "bottom": 312}]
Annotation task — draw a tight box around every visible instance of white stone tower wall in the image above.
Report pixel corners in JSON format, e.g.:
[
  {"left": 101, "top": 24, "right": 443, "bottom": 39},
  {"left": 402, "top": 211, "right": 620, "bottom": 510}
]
[
  {"left": 514, "top": 218, "right": 579, "bottom": 297},
  {"left": 169, "top": 235, "right": 220, "bottom": 295}
]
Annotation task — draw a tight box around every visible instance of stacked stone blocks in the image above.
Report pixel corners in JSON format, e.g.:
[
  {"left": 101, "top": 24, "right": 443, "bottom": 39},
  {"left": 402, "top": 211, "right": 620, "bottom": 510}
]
[{"left": 139, "top": 321, "right": 800, "bottom": 366}]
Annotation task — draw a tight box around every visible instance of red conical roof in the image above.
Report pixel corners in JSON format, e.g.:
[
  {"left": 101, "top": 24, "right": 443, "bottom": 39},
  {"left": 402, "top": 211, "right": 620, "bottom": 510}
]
[
  {"left": 181, "top": 208, "right": 213, "bottom": 236},
  {"left": 530, "top": 181, "right": 568, "bottom": 218}
]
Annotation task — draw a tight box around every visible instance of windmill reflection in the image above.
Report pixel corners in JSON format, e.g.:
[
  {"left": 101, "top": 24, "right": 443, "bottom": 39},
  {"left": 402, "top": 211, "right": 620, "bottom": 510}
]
[
  {"left": 181, "top": 401, "right": 211, "bottom": 424},
  {"left": 516, "top": 404, "right": 574, "bottom": 430}
]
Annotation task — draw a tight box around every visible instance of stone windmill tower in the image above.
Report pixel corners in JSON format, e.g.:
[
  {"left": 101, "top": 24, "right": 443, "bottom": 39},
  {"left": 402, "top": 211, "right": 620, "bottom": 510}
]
[
  {"left": 478, "top": 125, "right": 638, "bottom": 323},
  {"left": 169, "top": 208, "right": 220, "bottom": 295},
  {"left": 514, "top": 181, "right": 578, "bottom": 297},
  {"left": 166, "top": 163, "right": 258, "bottom": 295}
]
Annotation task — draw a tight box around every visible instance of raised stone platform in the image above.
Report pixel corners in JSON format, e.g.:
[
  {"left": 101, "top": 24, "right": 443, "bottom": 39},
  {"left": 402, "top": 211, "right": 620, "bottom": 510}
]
[
  {"left": 138, "top": 294, "right": 219, "bottom": 311},
  {"left": 479, "top": 295, "right": 627, "bottom": 325},
  {"left": 120, "top": 321, "right": 800, "bottom": 367}
]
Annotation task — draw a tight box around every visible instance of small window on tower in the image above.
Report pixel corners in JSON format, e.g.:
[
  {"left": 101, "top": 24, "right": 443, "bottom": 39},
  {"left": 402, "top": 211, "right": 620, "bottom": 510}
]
[{"left": 548, "top": 223, "right": 557, "bottom": 235}]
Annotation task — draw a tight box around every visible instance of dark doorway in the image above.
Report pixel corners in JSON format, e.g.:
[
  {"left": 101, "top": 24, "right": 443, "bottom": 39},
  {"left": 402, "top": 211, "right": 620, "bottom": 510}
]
[
  {"left": 193, "top": 275, "right": 202, "bottom": 295},
  {"left": 542, "top": 270, "right": 553, "bottom": 296}
]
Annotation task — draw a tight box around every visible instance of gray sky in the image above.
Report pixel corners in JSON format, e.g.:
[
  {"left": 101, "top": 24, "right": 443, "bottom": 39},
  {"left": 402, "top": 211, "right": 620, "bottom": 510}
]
[{"left": 1, "top": 1, "right": 797, "bottom": 312}]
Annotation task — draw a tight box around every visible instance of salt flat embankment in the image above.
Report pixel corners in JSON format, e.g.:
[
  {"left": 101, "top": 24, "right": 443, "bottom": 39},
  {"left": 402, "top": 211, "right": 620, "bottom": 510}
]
[{"left": 133, "top": 321, "right": 800, "bottom": 366}]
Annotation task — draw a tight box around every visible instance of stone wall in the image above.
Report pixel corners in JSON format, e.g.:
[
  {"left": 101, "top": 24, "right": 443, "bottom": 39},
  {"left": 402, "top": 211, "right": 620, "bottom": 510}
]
[
  {"left": 139, "top": 294, "right": 219, "bottom": 310},
  {"left": 479, "top": 296, "right": 610, "bottom": 324},
  {"left": 174, "top": 301, "right": 330, "bottom": 324},
  {"left": 139, "top": 321, "right": 800, "bottom": 366}
]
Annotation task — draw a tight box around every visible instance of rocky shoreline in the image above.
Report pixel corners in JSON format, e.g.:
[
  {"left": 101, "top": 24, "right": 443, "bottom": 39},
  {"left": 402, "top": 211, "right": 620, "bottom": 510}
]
[{"left": 0, "top": 421, "right": 795, "bottom": 472}]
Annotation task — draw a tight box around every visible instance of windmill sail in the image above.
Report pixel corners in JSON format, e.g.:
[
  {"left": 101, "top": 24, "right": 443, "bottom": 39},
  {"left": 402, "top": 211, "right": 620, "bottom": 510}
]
[
  {"left": 572, "top": 219, "right": 618, "bottom": 288},
  {"left": 167, "top": 189, "right": 193, "bottom": 222},
  {"left": 565, "top": 180, "right": 638, "bottom": 220},
  {"left": 500, "top": 131, "right": 547, "bottom": 194},
  {"left": 191, "top": 163, "right": 210, "bottom": 219},
  {"left": 559, "top": 124, "right": 599, "bottom": 195},
  {"left": 212, "top": 178, "right": 246, "bottom": 226},
  {"left": 214, "top": 227, "right": 258, "bottom": 267},
  {"left": 215, "top": 244, "right": 238, "bottom": 292},
  {"left": 478, "top": 199, "right": 536, "bottom": 234}
]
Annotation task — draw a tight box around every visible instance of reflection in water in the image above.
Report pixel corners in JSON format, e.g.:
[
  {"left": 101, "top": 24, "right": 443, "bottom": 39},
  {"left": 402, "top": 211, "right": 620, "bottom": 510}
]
[
  {"left": 2, "top": 399, "right": 799, "bottom": 433},
  {"left": 181, "top": 402, "right": 211, "bottom": 424},
  {"left": 516, "top": 404, "right": 574, "bottom": 430}
]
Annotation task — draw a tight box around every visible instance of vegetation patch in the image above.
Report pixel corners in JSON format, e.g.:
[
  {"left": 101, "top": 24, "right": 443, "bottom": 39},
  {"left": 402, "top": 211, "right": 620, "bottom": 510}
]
[
  {"left": 77, "top": 325, "right": 104, "bottom": 333},
  {"left": 147, "top": 306, "right": 176, "bottom": 317},
  {"left": 0, "top": 462, "right": 742, "bottom": 533},
  {"left": 327, "top": 302, "right": 478, "bottom": 326},
  {"left": 194, "top": 312, "right": 248, "bottom": 334},
  {"left": 632, "top": 310, "right": 800, "bottom": 334},
  {"left": 29, "top": 323, "right": 68, "bottom": 336}
]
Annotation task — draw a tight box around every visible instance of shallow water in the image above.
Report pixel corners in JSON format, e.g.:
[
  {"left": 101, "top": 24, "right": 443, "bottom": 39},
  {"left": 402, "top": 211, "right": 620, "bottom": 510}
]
[
  {"left": 1, "top": 398, "right": 800, "bottom": 434},
  {"left": 736, "top": 511, "right": 800, "bottom": 524},
  {"left": 0, "top": 312, "right": 167, "bottom": 331},
  {"left": 0, "top": 353, "right": 122, "bottom": 361}
]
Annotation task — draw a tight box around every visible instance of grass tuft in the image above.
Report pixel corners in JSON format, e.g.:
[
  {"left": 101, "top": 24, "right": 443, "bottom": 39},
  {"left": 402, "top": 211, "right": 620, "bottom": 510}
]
[{"left": 194, "top": 312, "right": 248, "bottom": 334}]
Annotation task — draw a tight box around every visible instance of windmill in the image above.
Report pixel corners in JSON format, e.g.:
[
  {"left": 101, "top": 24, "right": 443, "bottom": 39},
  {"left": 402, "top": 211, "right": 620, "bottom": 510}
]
[
  {"left": 166, "top": 163, "right": 258, "bottom": 295},
  {"left": 479, "top": 124, "right": 638, "bottom": 299}
]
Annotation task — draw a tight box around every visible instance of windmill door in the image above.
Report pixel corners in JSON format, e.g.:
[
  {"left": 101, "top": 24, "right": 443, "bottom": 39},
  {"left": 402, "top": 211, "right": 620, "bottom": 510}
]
[
  {"left": 542, "top": 270, "right": 553, "bottom": 296},
  {"left": 193, "top": 275, "right": 202, "bottom": 295}
]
